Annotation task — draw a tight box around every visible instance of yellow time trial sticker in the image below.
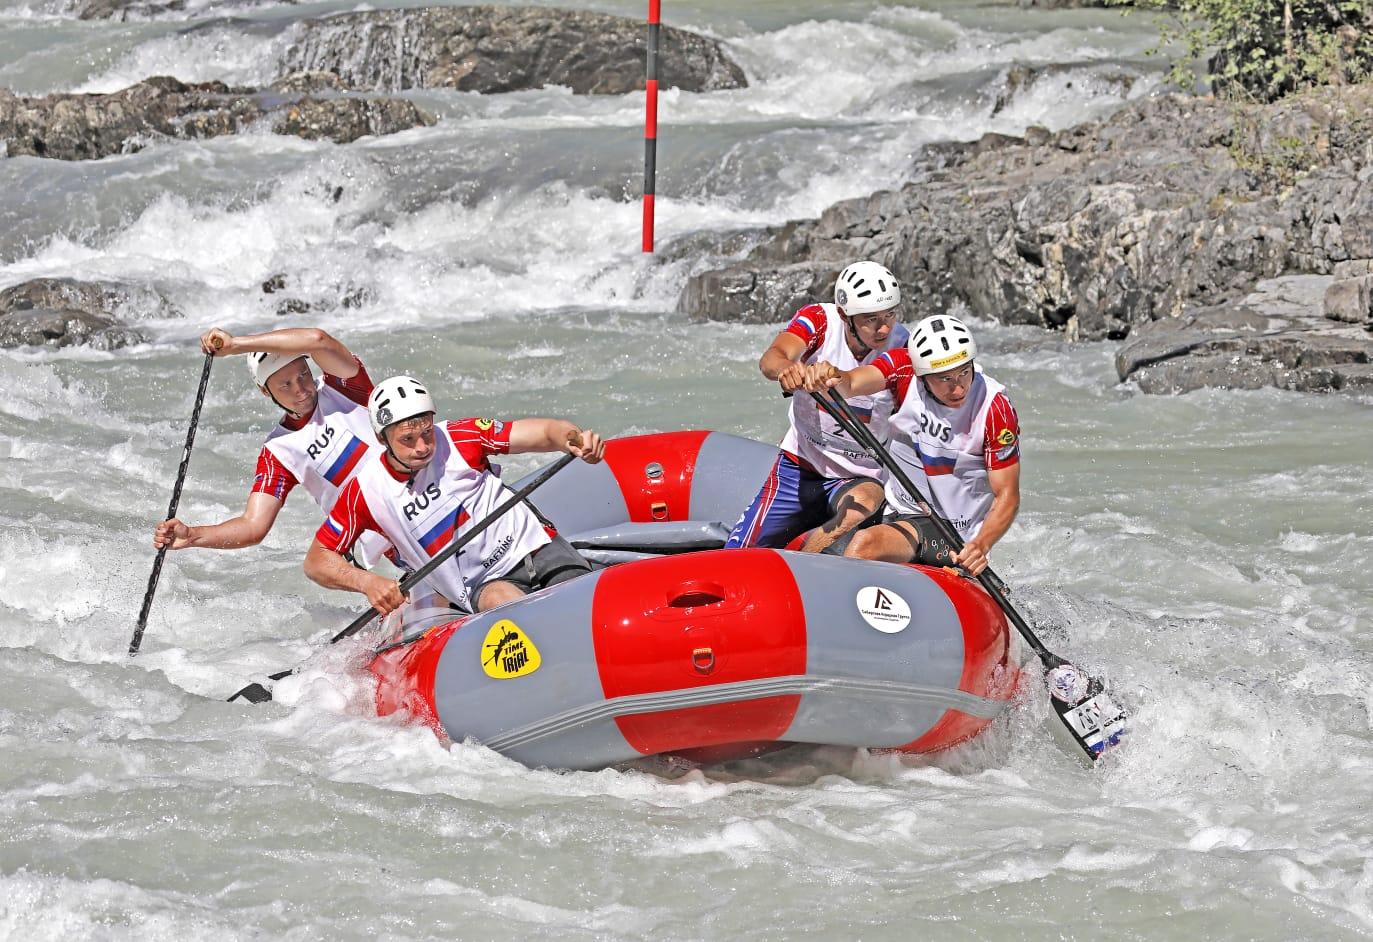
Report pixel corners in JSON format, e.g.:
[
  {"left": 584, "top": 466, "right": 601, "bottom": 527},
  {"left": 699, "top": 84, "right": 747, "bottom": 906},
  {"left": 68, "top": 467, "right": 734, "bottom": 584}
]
[
  {"left": 481, "top": 620, "right": 542, "bottom": 680},
  {"left": 928, "top": 351, "right": 970, "bottom": 371}
]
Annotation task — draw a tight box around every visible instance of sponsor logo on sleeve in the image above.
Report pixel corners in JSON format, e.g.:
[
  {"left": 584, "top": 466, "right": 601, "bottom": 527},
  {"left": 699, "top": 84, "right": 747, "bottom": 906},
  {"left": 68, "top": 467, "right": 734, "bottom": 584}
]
[
  {"left": 481, "top": 620, "right": 542, "bottom": 679},
  {"left": 997, "top": 429, "right": 1016, "bottom": 447},
  {"left": 475, "top": 418, "right": 494, "bottom": 431},
  {"left": 856, "top": 586, "right": 912, "bottom": 633}
]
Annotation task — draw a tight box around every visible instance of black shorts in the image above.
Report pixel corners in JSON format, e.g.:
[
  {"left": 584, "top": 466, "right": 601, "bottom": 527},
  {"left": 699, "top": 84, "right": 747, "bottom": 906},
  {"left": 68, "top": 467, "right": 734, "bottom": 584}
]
[
  {"left": 887, "top": 512, "right": 959, "bottom": 567},
  {"left": 471, "top": 534, "right": 593, "bottom": 603}
]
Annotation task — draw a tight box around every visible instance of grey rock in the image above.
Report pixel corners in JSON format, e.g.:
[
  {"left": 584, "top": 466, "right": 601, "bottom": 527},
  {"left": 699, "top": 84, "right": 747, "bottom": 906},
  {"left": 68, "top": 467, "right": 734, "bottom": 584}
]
[
  {"left": 0, "top": 308, "right": 145, "bottom": 349},
  {"left": 678, "top": 84, "right": 1373, "bottom": 396},
  {"left": 0, "top": 276, "right": 177, "bottom": 322},
  {"left": 279, "top": 6, "right": 747, "bottom": 95},
  {"left": 992, "top": 63, "right": 1136, "bottom": 117},
  {"left": 0, "top": 76, "right": 433, "bottom": 161},
  {"left": 1323, "top": 273, "right": 1373, "bottom": 324},
  {"left": 1115, "top": 275, "right": 1373, "bottom": 393}
]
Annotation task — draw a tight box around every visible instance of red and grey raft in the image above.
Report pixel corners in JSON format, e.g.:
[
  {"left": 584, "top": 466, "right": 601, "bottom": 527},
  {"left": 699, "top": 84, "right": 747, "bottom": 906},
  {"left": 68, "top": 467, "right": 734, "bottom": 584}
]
[{"left": 368, "top": 431, "right": 1019, "bottom": 770}]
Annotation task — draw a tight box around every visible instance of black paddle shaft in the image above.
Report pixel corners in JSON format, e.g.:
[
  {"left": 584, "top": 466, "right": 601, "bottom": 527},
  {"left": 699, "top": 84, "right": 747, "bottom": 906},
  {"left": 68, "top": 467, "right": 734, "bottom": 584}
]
[
  {"left": 130, "top": 352, "right": 215, "bottom": 656},
  {"left": 228, "top": 449, "right": 580, "bottom": 703},
  {"left": 812, "top": 388, "right": 1062, "bottom": 668}
]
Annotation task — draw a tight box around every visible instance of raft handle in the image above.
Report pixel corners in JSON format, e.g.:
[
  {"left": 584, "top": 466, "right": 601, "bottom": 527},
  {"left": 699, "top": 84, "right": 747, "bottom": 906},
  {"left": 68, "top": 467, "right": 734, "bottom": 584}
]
[
  {"left": 668, "top": 580, "right": 726, "bottom": 608},
  {"left": 692, "top": 647, "right": 716, "bottom": 674}
]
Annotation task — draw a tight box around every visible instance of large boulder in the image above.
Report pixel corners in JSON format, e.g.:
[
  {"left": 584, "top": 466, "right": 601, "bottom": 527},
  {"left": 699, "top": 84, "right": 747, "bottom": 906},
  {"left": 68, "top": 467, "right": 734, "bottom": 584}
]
[
  {"left": 679, "top": 85, "right": 1373, "bottom": 354},
  {"left": 278, "top": 6, "right": 747, "bottom": 94},
  {"left": 1114, "top": 275, "right": 1373, "bottom": 393},
  {"left": 0, "top": 76, "right": 433, "bottom": 161},
  {"left": 0, "top": 277, "right": 171, "bottom": 349}
]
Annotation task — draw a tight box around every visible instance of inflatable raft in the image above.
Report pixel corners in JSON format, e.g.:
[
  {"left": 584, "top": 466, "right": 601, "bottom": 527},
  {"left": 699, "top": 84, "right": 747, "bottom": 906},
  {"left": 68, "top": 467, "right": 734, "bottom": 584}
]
[{"left": 367, "top": 431, "right": 1019, "bottom": 770}]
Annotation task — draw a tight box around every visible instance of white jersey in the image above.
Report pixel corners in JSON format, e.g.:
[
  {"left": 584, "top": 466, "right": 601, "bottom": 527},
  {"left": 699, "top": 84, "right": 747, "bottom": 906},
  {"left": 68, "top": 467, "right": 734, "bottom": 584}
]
[
  {"left": 333, "top": 421, "right": 551, "bottom": 610},
  {"left": 261, "top": 382, "right": 391, "bottom": 567},
  {"left": 779, "top": 303, "right": 907, "bottom": 479},
  {"left": 885, "top": 368, "right": 1012, "bottom": 539}
]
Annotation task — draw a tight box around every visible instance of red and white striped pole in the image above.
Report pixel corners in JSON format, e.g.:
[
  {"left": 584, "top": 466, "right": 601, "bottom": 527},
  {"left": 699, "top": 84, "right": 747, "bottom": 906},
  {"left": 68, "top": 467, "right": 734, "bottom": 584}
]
[{"left": 642, "top": 0, "right": 661, "bottom": 252}]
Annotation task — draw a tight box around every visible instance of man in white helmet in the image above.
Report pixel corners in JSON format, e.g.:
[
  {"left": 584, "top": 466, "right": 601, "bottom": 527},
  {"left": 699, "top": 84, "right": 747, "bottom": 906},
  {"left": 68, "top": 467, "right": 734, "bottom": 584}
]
[
  {"left": 303, "top": 375, "right": 605, "bottom": 614},
  {"left": 151, "top": 326, "right": 390, "bottom": 566},
  {"left": 724, "top": 260, "right": 908, "bottom": 554},
  {"left": 806, "top": 314, "right": 1021, "bottom": 576}
]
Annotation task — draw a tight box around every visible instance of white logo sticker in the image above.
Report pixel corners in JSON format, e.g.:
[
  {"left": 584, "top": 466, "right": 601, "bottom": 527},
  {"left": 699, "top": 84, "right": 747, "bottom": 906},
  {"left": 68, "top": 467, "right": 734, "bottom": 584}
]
[{"left": 856, "top": 586, "right": 911, "bottom": 633}]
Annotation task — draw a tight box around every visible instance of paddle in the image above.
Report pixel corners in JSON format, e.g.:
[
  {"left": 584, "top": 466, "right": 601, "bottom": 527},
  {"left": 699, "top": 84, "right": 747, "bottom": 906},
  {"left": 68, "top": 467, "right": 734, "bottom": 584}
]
[
  {"left": 811, "top": 387, "right": 1127, "bottom": 763},
  {"left": 130, "top": 349, "right": 217, "bottom": 656},
  {"left": 227, "top": 443, "right": 582, "bottom": 704}
]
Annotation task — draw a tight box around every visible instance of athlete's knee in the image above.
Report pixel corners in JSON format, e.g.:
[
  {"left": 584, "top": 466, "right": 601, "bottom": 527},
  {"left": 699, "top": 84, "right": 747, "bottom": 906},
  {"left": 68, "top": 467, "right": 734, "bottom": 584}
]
[
  {"left": 843, "top": 528, "right": 880, "bottom": 559},
  {"left": 848, "top": 480, "right": 884, "bottom": 510}
]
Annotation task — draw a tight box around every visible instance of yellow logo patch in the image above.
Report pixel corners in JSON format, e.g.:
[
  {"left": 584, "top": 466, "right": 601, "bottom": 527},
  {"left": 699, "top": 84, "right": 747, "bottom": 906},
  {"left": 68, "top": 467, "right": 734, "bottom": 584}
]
[
  {"left": 475, "top": 418, "right": 494, "bottom": 431},
  {"left": 997, "top": 429, "right": 1017, "bottom": 447},
  {"left": 481, "top": 620, "right": 541, "bottom": 680},
  {"left": 928, "top": 351, "right": 970, "bottom": 371}
]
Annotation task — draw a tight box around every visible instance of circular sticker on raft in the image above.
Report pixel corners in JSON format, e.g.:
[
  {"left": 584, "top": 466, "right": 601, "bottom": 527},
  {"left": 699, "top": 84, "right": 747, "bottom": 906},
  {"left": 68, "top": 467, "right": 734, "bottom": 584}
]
[
  {"left": 856, "top": 586, "right": 912, "bottom": 633},
  {"left": 481, "top": 620, "right": 542, "bottom": 680}
]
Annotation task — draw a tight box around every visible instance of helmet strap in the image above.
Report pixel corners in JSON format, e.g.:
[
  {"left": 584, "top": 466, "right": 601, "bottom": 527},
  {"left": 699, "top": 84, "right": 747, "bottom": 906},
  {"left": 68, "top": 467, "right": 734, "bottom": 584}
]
[{"left": 844, "top": 315, "right": 872, "bottom": 358}]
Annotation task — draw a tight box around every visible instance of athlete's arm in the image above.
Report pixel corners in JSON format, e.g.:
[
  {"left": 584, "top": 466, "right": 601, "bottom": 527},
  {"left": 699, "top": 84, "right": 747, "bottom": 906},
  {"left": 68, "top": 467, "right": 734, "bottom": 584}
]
[
  {"left": 199, "top": 326, "right": 359, "bottom": 379},
  {"left": 804, "top": 363, "right": 884, "bottom": 397},
  {"left": 152, "top": 492, "right": 283, "bottom": 551},
  {"left": 953, "top": 463, "right": 1021, "bottom": 577},
  {"left": 507, "top": 419, "right": 605, "bottom": 463},
  {"left": 759, "top": 331, "right": 808, "bottom": 383},
  {"left": 303, "top": 539, "right": 406, "bottom": 614}
]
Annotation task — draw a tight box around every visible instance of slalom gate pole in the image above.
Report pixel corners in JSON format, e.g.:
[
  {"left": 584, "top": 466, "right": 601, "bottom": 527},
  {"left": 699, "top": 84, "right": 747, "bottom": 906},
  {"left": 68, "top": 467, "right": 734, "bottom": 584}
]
[{"left": 643, "top": 0, "right": 661, "bottom": 252}]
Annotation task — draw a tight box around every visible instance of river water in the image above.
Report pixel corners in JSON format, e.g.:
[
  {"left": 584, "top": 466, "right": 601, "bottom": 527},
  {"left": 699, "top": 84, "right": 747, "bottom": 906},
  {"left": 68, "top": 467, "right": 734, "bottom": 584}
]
[{"left": 2, "top": 0, "right": 1371, "bottom": 938}]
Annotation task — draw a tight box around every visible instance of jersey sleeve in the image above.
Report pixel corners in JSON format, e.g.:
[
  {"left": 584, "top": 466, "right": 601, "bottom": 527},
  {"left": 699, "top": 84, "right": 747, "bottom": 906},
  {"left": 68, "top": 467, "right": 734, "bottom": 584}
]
[
  {"left": 873, "top": 347, "right": 915, "bottom": 408},
  {"left": 445, "top": 418, "right": 513, "bottom": 472},
  {"left": 782, "top": 304, "right": 829, "bottom": 359},
  {"left": 316, "top": 478, "right": 380, "bottom": 554},
  {"left": 323, "top": 356, "right": 373, "bottom": 407},
  {"left": 984, "top": 392, "right": 1021, "bottom": 469},
  {"left": 250, "top": 447, "right": 298, "bottom": 502}
]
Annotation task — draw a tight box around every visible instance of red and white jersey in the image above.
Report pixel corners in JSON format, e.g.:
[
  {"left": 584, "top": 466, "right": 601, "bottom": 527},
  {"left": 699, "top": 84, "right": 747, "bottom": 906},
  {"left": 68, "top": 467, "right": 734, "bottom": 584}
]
[
  {"left": 251, "top": 359, "right": 390, "bottom": 566},
  {"left": 873, "top": 348, "right": 1020, "bottom": 538},
  {"left": 779, "top": 303, "right": 908, "bottom": 479},
  {"left": 316, "top": 418, "right": 551, "bottom": 611}
]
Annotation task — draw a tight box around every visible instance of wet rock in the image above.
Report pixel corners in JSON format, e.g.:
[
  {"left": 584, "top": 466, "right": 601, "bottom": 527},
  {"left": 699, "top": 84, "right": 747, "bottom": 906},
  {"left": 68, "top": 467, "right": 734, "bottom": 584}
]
[
  {"left": 991, "top": 63, "right": 1137, "bottom": 116},
  {"left": 74, "top": 0, "right": 294, "bottom": 20},
  {"left": 679, "top": 85, "right": 1373, "bottom": 365},
  {"left": 0, "top": 308, "right": 145, "bottom": 350},
  {"left": 268, "top": 71, "right": 344, "bottom": 95},
  {"left": 1323, "top": 259, "right": 1373, "bottom": 325},
  {"left": 1116, "top": 275, "right": 1373, "bottom": 393},
  {"left": 271, "top": 96, "right": 433, "bottom": 144},
  {"left": 0, "top": 77, "right": 433, "bottom": 161},
  {"left": 279, "top": 6, "right": 747, "bottom": 94},
  {"left": 0, "top": 276, "right": 177, "bottom": 322}
]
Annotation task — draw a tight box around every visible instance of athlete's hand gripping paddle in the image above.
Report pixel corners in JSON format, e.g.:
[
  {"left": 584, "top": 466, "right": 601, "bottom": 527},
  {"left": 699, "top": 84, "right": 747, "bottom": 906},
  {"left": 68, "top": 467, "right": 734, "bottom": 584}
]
[
  {"left": 130, "top": 344, "right": 218, "bottom": 655},
  {"left": 227, "top": 436, "right": 584, "bottom": 704},
  {"left": 811, "top": 388, "right": 1127, "bottom": 764}
]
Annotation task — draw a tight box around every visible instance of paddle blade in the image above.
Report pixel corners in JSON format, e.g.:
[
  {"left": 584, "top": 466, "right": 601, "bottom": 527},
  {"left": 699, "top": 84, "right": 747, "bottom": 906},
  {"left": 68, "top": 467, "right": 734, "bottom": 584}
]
[
  {"left": 1045, "top": 664, "right": 1127, "bottom": 764},
  {"left": 228, "top": 682, "right": 274, "bottom": 704}
]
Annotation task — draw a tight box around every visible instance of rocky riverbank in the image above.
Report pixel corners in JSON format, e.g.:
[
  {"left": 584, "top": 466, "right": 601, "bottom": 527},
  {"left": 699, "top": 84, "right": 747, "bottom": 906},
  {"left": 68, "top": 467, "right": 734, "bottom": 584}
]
[
  {"left": 0, "top": 76, "right": 433, "bottom": 161},
  {"left": 681, "top": 80, "right": 1373, "bottom": 394}
]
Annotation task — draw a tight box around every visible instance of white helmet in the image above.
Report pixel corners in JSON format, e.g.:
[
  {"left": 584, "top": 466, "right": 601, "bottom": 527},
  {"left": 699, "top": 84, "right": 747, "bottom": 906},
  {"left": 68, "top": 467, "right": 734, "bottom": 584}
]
[
  {"left": 248, "top": 351, "right": 307, "bottom": 389},
  {"left": 368, "top": 375, "right": 436, "bottom": 438},
  {"left": 909, "top": 315, "right": 977, "bottom": 375},
  {"left": 834, "top": 261, "right": 901, "bottom": 316}
]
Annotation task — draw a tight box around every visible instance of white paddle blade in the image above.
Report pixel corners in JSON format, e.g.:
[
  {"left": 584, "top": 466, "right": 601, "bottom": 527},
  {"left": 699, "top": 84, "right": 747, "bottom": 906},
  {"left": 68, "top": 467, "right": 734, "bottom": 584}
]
[{"left": 1046, "top": 664, "right": 1127, "bottom": 764}]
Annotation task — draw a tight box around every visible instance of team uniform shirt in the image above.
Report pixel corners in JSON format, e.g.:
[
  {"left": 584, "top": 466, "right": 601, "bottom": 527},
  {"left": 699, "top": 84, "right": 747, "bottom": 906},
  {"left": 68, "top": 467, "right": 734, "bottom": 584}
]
[
  {"left": 316, "top": 418, "right": 551, "bottom": 612},
  {"left": 872, "top": 348, "right": 1020, "bottom": 539},
  {"left": 779, "top": 303, "right": 908, "bottom": 479},
  {"left": 250, "top": 358, "right": 391, "bottom": 566},
  {"left": 724, "top": 305, "right": 905, "bottom": 550}
]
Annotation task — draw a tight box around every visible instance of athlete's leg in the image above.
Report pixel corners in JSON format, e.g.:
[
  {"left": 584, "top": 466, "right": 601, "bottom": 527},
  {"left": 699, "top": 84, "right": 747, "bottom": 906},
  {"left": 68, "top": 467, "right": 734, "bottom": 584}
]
[
  {"left": 474, "top": 579, "right": 525, "bottom": 611},
  {"left": 800, "top": 477, "right": 885, "bottom": 554},
  {"left": 844, "top": 514, "right": 957, "bottom": 566},
  {"left": 723, "top": 453, "right": 814, "bottom": 549}
]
